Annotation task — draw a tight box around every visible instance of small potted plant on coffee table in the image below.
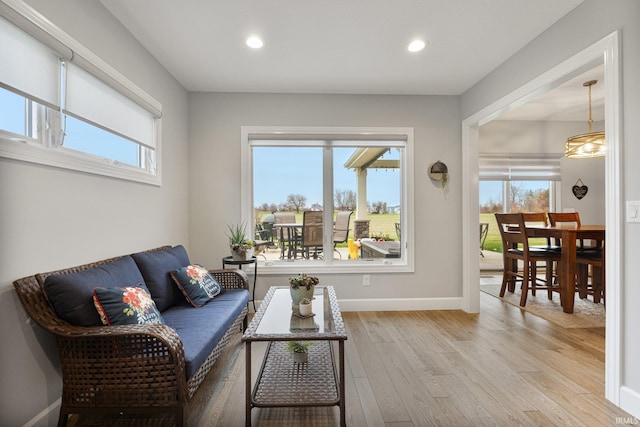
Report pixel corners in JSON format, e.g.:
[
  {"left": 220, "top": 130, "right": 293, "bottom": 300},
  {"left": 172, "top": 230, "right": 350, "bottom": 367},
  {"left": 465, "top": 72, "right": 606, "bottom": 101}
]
[
  {"left": 298, "top": 297, "right": 313, "bottom": 316},
  {"left": 285, "top": 341, "right": 316, "bottom": 364}
]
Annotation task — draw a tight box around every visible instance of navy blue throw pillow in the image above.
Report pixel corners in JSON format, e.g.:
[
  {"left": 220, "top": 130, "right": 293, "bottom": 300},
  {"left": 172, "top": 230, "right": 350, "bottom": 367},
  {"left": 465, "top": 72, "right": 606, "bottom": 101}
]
[
  {"left": 170, "top": 264, "right": 222, "bottom": 307},
  {"left": 93, "top": 283, "right": 165, "bottom": 326},
  {"left": 131, "top": 245, "right": 191, "bottom": 311}
]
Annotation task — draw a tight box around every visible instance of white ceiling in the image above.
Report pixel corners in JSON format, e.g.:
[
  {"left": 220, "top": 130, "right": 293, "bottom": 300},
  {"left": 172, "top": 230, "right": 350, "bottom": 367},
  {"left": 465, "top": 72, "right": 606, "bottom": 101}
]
[{"left": 98, "top": 0, "right": 598, "bottom": 121}]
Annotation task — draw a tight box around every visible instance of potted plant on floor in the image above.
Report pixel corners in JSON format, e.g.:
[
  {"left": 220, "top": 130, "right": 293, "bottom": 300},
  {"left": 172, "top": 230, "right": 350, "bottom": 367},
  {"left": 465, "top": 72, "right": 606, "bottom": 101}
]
[
  {"left": 227, "top": 223, "right": 254, "bottom": 261},
  {"left": 285, "top": 341, "right": 315, "bottom": 364}
]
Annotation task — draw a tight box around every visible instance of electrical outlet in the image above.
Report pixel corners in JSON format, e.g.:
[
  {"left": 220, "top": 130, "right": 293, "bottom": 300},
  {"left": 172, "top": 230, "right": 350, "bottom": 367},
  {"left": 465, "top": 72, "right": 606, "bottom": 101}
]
[{"left": 363, "top": 275, "right": 370, "bottom": 286}]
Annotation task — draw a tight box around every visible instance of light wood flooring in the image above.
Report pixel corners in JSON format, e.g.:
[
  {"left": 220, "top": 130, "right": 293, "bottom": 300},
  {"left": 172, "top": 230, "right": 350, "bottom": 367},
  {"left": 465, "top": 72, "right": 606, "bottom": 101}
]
[
  {"left": 73, "top": 291, "right": 631, "bottom": 426},
  {"left": 184, "top": 291, "right": 631, "bottom": 427}
]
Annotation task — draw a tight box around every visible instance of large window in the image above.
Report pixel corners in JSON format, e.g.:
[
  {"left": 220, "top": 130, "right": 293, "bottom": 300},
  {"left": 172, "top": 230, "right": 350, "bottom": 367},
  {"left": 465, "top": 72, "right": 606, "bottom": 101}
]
[
  {"left": 0, "top": 5, "right": 161, "bottom": 184},
  {"left": 242, "top": 127, "right": 414, "bottom": 273},
  {"left": 479, "top": 155, "right": 561, "bottom": 253}
]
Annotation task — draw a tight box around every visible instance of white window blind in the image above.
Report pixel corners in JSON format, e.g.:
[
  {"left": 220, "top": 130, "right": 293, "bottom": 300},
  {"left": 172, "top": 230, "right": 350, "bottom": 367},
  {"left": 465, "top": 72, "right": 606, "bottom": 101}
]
[
  {"left": 479, "top": 156, "right": 562, "bottom": 181},
  {"left": 0, "top": 15, "right": 66, "bottom": 108},
  {"left": 65, "top": 62, "right": 156, "bottom": 149}
]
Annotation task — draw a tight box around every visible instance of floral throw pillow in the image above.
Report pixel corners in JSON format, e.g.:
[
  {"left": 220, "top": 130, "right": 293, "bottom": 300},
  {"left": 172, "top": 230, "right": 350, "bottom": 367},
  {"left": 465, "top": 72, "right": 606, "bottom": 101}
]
[
  {"left": 170, "top": 264, "right": 222, "bottom": 307},
  {"left": 93, "top": 283, "right": 165, "bottom": 326}
]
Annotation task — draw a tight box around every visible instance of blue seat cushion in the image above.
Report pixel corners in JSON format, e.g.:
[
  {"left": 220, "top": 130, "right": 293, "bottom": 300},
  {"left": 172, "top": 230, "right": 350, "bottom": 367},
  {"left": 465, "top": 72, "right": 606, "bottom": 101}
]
[
  {"left": 43, "top": 256, "right": 145, "bottom": 326},
  {"left": 131, "top": 245, "right": 190, "bottom": 312},
  {"left": 161, "top": 289, "right": 249, "bottom": 379}
]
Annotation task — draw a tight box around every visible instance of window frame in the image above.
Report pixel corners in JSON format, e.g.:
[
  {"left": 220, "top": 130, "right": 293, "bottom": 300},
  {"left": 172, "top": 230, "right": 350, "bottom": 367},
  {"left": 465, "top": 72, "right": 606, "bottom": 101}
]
[
  {"left": 241, "top": 126, "right": 415, "bottom": 274},
  {"left": 0, "top": 1, "right": 162, "bottom": 186}
]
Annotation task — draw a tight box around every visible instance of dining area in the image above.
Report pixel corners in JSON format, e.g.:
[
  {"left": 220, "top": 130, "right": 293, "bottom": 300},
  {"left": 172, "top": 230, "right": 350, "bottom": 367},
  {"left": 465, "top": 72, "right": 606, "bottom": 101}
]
[{"left": 492, "top": 211, "right": 605, "bottom": 314}]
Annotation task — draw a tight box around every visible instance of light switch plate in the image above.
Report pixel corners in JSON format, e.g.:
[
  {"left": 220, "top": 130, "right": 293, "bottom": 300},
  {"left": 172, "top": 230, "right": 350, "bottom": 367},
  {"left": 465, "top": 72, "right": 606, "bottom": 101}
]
[{"left": 626, "top": 201, "right": 640, "bottom": 223}]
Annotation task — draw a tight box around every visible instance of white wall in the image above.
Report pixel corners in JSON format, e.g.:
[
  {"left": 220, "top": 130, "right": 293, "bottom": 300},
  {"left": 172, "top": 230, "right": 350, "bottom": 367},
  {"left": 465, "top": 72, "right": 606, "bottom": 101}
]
[
  {"left": 188, "top": 93, "right": 462, "bottom": 302},
  {"left": 0, "top": 1, "right": 190, "bottom": 426},
  {"left": 464, "top": 0, "right": 640, "bottom": 417},
  {"left": 480, "top": 120, "right": 606, "bottom": 223}
]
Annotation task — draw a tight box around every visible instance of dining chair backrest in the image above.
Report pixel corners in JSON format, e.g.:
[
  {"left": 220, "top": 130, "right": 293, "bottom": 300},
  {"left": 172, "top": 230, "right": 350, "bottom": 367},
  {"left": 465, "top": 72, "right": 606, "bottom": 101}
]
[
  {"left": 547, "top": 212, "right": 581, "bottom": 227},
  {"left": 333, "top": 211, "right": 353, "bottom": 245},
  {"left": 522, "top": 212, "right": 552, "bottom": 247},
  {"left": 548, "top": 211, "right": 602, "bottom": 251},
  {"left": 274, "top": 212, "right": 295, "bottom": 224},
  {"left": 302, "top": 211, "right": 323, "bottom": 247},
  {"left": 495, "top": 213, "right": 529, "bottom": 251},
  {"left": 522, "top": 212, "right": 549, "bottom": 226},
  {"left": 274, "top": 212, "right": 296, "bottom": 242}
]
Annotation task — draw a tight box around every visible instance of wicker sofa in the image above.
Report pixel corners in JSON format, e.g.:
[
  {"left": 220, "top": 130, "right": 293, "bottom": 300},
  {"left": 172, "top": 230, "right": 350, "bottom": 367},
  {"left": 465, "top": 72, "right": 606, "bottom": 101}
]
[{"left": 13, "top": 245, "right": 249, "bottom": 427}]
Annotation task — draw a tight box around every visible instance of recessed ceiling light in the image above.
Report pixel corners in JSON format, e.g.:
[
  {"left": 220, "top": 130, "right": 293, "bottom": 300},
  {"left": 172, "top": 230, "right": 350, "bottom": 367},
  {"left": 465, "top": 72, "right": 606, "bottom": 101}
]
[
  {"left": 408, "top": 39, "right": 426, "bottom": 53},
  {"left": 246, "top": 36, "right": 264, "bottom": 49}
]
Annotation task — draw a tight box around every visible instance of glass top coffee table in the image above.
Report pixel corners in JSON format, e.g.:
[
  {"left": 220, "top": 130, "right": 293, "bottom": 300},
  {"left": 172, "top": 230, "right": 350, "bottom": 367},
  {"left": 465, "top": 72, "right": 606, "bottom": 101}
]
[{"left": 242, "top": 285, "right": 347, "bottom": 427}]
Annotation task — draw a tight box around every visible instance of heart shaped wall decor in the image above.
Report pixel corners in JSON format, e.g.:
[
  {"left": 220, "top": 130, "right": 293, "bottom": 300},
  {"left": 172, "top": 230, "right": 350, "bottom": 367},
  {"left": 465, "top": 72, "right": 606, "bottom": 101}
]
[{"left": 572, "top": 179, "right": 588, "bottom": 200}]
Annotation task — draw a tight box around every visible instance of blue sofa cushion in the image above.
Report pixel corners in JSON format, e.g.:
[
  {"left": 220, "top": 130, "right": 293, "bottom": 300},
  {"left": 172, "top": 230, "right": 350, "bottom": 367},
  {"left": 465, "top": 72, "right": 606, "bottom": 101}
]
[
  {"left": 93, "top": 283, "right": 165, "bottom": 326},
  {"left": 131, "top": 245, "right": 190, "bottom": 312},
  {"left": 161, "top": 289, "right": 249, "bottom": 379},
  {"left": 43, "top": 256, "right": 145, "bottom": 326},
  {"left": 170, "top": 264, "right": 222, "bottom": 307}
]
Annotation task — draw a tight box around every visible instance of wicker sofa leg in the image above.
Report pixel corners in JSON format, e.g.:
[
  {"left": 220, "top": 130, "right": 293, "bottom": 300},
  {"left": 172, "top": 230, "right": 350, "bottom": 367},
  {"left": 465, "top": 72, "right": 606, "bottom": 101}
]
[
  {"left": 176, "top": 407, "right": 185, "bottom": 427},
  {"left": 58, "top": 410, "right": 69, "bottom": 427}
]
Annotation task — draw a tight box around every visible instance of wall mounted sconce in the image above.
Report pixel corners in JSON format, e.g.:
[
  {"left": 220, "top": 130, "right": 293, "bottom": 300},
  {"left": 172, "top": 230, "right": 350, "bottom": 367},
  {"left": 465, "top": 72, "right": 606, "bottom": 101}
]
[{"left": 428, "top": 160, "right": 448, "bottom": 190}]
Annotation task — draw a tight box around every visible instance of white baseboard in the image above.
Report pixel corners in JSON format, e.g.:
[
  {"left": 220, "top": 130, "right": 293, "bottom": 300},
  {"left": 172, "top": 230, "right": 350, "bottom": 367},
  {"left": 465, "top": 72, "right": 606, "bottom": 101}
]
[
  {"left": 24, "top": 398, "right": 60, "bottom": 427},
  {"left": 252, "top": 297, "right": 463, "bottom": 313},
  {"left": 620, "top": 386, "right": 640, "bottom": 420},
  {"left": 337, "top": 297, "right": 463, "bottom": 312}
]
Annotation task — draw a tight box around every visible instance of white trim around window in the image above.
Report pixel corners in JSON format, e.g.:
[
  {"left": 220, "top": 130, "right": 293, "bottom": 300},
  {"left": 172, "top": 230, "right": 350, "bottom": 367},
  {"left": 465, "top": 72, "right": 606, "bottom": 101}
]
[{"left": 241, "top": 126, "right": 415, "bottom": 275}]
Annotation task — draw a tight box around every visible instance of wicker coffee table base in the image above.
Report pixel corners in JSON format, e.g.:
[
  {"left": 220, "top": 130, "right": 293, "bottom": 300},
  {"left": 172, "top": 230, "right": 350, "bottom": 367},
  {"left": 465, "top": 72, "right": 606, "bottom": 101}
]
[{"left": 252, "top": 341, "right": 339, "bottom": 407}]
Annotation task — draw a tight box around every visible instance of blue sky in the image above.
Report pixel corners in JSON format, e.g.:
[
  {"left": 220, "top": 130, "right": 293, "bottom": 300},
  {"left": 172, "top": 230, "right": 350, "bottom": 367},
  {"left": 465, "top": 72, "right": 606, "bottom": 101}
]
[
  {"left": 253, "top": 146, "right": 400, "bottom": 208},
  {"left": 1, "top": 87, "right": 138, "bottom": 165}
]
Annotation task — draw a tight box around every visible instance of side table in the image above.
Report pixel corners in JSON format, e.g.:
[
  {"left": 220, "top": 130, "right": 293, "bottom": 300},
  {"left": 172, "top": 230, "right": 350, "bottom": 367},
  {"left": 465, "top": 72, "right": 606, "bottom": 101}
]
[{"left": 222, "top": 256, "right": 257, "bottom": 311}]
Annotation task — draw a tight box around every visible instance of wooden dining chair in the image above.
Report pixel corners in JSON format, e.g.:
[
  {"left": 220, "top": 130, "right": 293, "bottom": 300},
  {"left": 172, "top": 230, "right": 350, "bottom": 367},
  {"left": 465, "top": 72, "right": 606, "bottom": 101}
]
[
  {"left": 548, "top": 212, "right": 605, "bottom": 303},
  {"left": 495, "top": 213, "right": 562, "bottom": 306},
  {"left": 521, "top": 212, "right": 559, "bottom": 295}
]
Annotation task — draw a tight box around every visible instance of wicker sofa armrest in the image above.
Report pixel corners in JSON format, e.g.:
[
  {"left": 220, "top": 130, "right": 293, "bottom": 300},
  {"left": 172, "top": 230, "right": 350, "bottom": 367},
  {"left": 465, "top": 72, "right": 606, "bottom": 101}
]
[
  {"left": 209, "top": 268, "right": 249, "bottom": 290},
  {"left": 13, "top": 274, "right": 189, "bottom": 409},
  {"left": 54, "top": 323, "right": 189, "bottom": 409}
]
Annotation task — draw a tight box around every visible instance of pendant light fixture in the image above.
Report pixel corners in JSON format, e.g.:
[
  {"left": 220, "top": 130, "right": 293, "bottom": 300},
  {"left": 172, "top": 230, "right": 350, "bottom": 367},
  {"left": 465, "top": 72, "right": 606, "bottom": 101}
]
[{"left": 565, "top": 79, "right": 605, "bottom": 158}]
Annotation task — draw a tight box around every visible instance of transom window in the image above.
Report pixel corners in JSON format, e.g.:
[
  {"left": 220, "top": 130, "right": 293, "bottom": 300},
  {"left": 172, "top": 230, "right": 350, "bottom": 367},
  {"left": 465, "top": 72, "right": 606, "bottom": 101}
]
[
  {"left": 0, "top": 8, "right": 161, "bottom": 185},
  {"left": 241, "top": 127, "right": 414, "bottom": 274}
]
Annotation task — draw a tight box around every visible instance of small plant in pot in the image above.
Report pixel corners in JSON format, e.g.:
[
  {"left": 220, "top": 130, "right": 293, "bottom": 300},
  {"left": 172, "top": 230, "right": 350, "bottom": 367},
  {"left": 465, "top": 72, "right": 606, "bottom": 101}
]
[
  {"left": 285, "top": 341, "right": 316, "bottom": 364},
  {"left": 298, "top": 297, "right": 312, "bottom": 316},
  {"left": 226, "top": 223, "right": 254, "bottom": 261}
]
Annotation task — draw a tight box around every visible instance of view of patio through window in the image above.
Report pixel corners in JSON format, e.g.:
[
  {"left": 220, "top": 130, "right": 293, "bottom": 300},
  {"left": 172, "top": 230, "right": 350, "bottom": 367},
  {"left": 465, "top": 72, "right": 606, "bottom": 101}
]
[{"left": 246, "top": 131, "right": 408, "bottom": 267}]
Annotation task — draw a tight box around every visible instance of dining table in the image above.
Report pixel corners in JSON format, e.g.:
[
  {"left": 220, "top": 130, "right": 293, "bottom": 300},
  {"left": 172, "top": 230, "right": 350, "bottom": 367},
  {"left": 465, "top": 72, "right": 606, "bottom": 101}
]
[
  {"left": 274, "top": 222, "right": 302, "bottom": 259},
  {"left": 526, "top": 224, "right": 605, "bottom": 313}
]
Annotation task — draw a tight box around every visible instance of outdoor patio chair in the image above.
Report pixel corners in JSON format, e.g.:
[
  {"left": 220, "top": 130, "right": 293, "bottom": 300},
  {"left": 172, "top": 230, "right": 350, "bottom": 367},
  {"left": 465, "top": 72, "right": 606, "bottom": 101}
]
[
  {"left": 333, "top": 211, "right": 353, "bottom": 258},
  {"left": 292, "top": 211, "right": 324, "bottom": 259}
]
